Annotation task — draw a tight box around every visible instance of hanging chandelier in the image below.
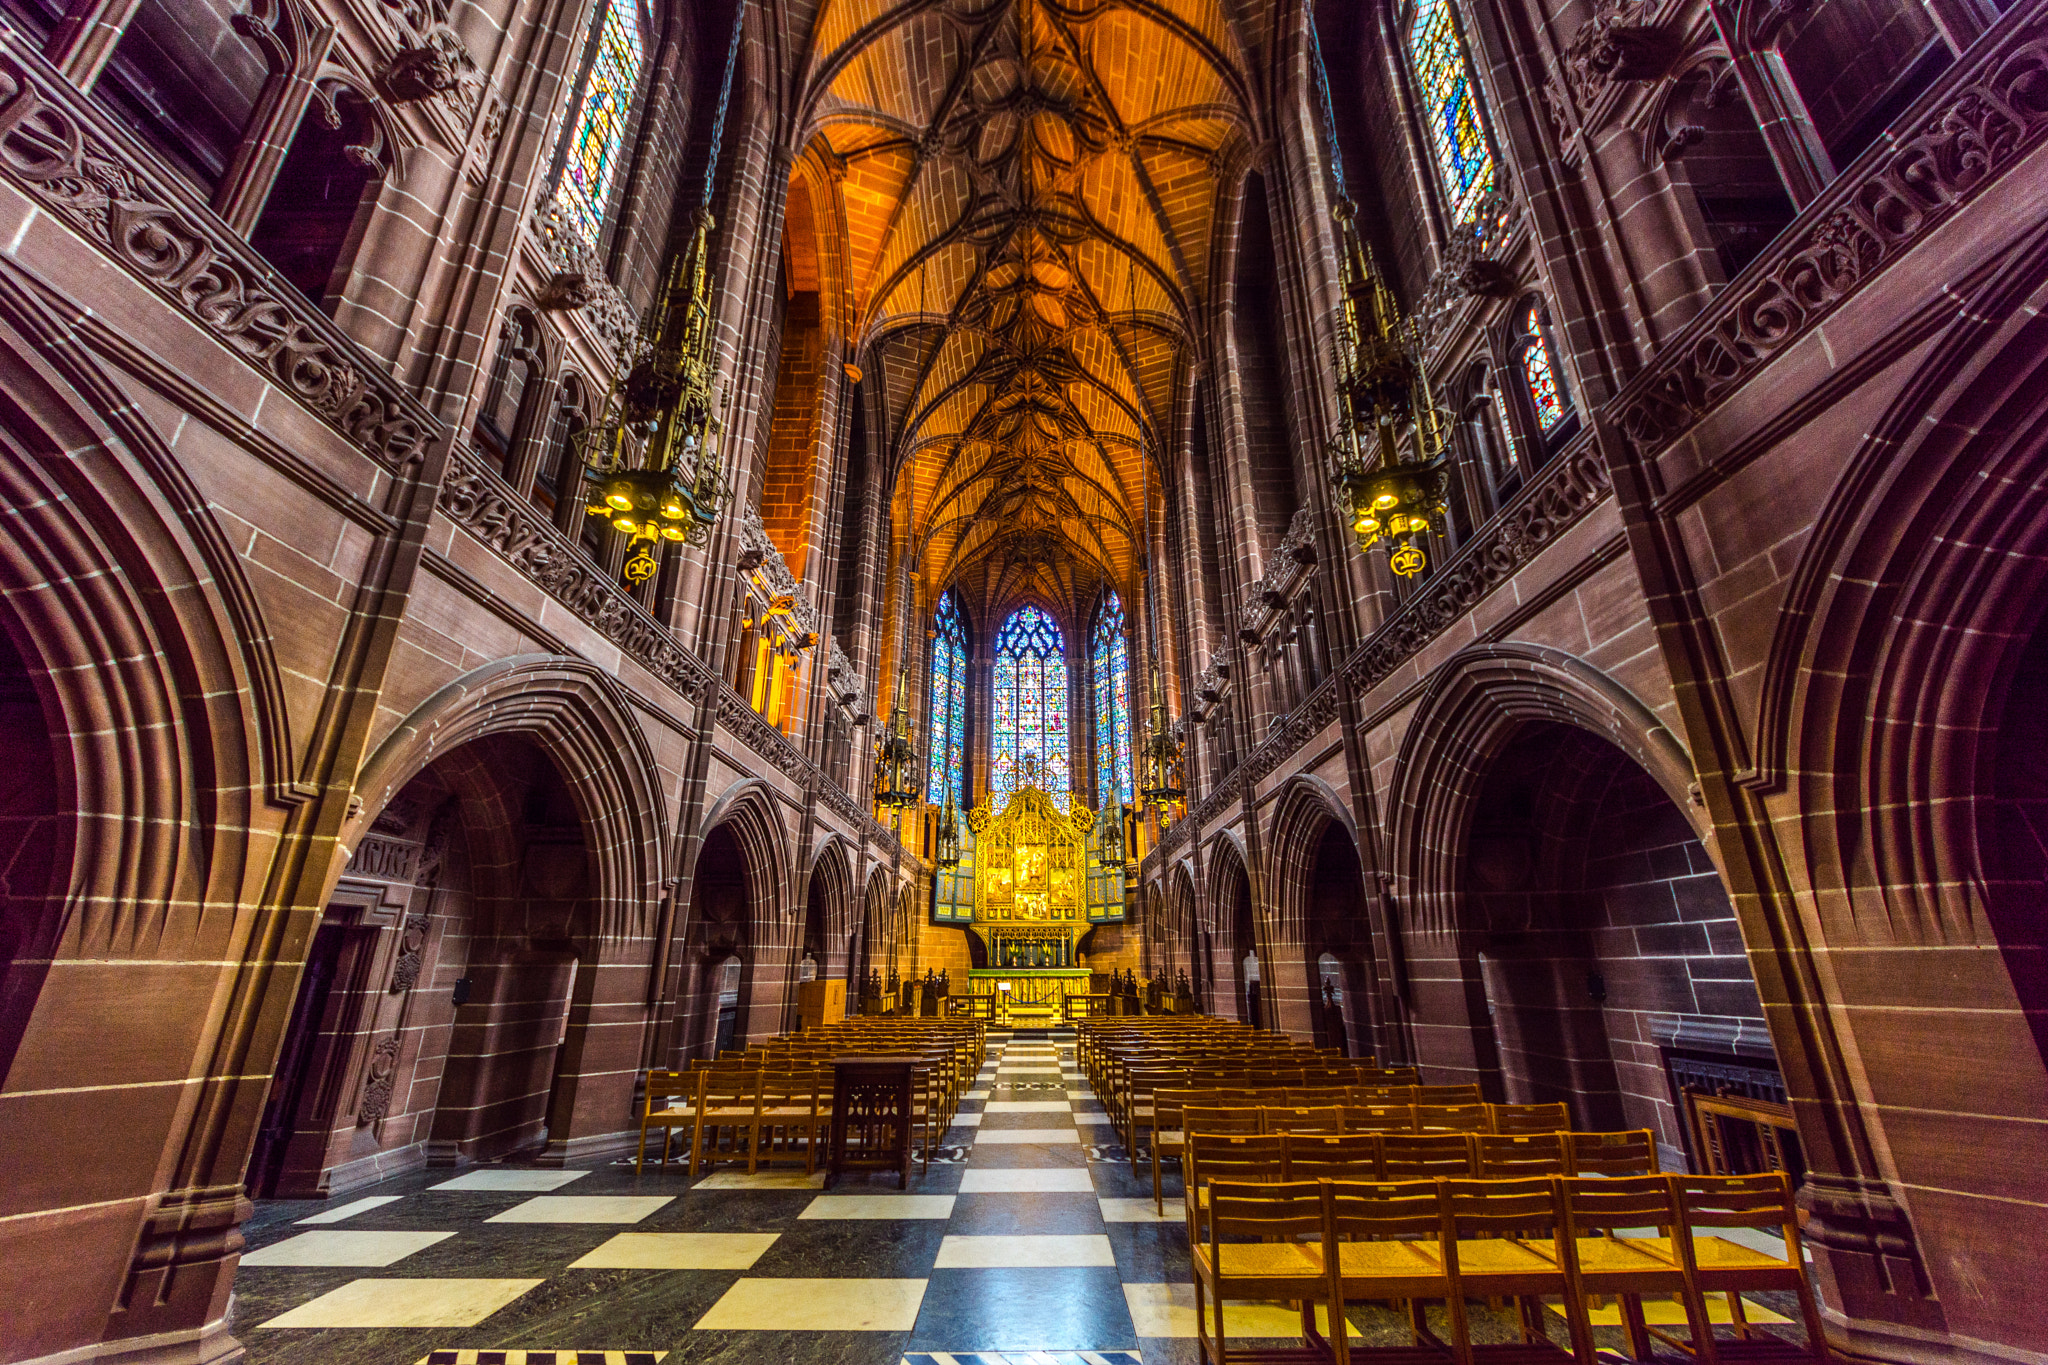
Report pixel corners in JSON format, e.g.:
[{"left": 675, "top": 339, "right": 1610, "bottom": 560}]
[
  {"left": 936, "top": 790, "right": 962, "bottom": 867},
  {"left": 1138, "top": 665, "right": 1185, "bottom": 827},
  {"left": 580, "top": 0, "right": 746, "bottom": 586},
  {"left": 873, "top": 668, "right": 921, "bottom": 811},
  {"left": 1326, "top": 200, "right": 1451, "bottom": 580}
]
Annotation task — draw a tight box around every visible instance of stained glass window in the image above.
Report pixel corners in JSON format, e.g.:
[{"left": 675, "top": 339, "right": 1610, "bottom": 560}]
[
  {"left": 992, "top": 604, "right": 1070, "bottom": 807},
  {"left": 1520, "top": 303, "right": 1569, "bottom": 432},
  {"left": 1091, "top": 591, "right": 1134, "bottom": 810},
  {"left": 554, "top": 0, "right": 647, "bottom": 244},
  {"left": 927, "top": 591, "right": 967, "bottom": 806},
  {"left": 1407, "top": 0, "right": 1496, "bottom": 226}
]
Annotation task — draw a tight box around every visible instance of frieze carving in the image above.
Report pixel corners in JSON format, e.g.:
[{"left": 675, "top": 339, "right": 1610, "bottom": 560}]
[
  {"left": 388, "top": 913, "right": 430, "bottom": 993},
  {"left": 0, "top": 44, "right": 433, "bottom": 470},
  {"left": 358, "top": 1035, "right": 402, "bottom": 1124},
  {"left": 438, "top": 445, "right": 714, "bottom": 700},
  {"left": 348, "top": 835, "right": 415, "bottom": 881},
  {"left": 530, "top": 197, "right": 641, "bottom": 368},
  {"left": 1613, "top": 10, "right": 2048, "bottom": 460}
]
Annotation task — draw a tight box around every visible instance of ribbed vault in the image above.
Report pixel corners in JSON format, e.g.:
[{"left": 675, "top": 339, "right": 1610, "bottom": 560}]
[{"left": 796, "top": 0, "right": 1259, "bottom": 625}]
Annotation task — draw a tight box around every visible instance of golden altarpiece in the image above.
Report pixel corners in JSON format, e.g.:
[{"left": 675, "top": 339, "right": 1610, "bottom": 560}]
[{"left": 933, "top": 760, "right": 1128, "bottom": 1022}]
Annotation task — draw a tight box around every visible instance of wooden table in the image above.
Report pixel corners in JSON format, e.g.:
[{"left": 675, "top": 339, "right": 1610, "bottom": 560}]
[{"left": 826, "top": 1054, "right": 915, "bottom": 1189}]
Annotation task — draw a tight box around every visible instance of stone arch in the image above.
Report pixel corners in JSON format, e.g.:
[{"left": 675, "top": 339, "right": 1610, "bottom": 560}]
[
  {"left": 1387, "top": 642, "right": 1697, "bottom": 939},
  {"left": 352, "top": 654, "right": 668, "bottom": 941},
  {"left": 0, "top": 288, "right": 286, "bottom": 1355},
  {"left": 798, "top": 834, "right": 857, "bottom": 997},
  {"left": 1268, "top": 775, "right": 1378, "bottom": 1055},
  {"left": 1205, "top": 832, "right": 1259, "bottom": 1025}
]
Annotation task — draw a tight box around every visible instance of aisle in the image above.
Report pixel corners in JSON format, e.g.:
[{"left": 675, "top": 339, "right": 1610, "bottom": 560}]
[{"left": 231, "top": 1029, "right": 1354, "bottom": 1365}]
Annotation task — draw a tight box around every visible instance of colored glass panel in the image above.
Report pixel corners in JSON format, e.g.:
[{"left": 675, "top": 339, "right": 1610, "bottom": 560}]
[
  {"left": 1091, "top": 591, "right": 1134, "bottom": 809},
  {"left": 927, "top": 592, "right": 967, "bottom": 804},
  {"left": 555, "top": 0, "right": 646, "bottom": 244},
  {"left": 1407, "top": 0, "right": 1496, "bottom": 226},
  {"left": 992, "top": 605, "right": 1070, "bottom": 808},
  {"left": 1521, "top": 304, "right": 1568, "bottom": 431}
]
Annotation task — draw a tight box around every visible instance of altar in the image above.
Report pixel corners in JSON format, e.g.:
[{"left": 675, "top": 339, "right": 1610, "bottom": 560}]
[{"left": 966, "top": 967, "right": 1091, "bottom": 1025}]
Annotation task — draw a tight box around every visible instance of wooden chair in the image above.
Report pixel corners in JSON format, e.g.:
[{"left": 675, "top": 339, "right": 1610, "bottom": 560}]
[
  {"left": 1342, "top": 1102, "right": 1417, "bottom": 1133},
  {"left": 1323, "top": 1178, "right": 1450, "bottom": 1364},
  {"left": 1668, "top": 1172, "right": 1827, "bottom": 1364},
  {"left": 1419, "top": 1103, "right": 1493, "bottom": 1134},
  {"left": 1379, "top": 1131, "right": 1475, "bottom": 1179},
  {"left": 1570, "top": 1129, "right": 1659, "bottom": 1177},
  {"left": 1413, "top": 1083, "right": 1484, "bottom": 1104},
  {"left": 637, "top": 1069, "right": 696, "bottom": 1173},
  {"left": 1194, "top": 1179, "right": 1334, "bottom": 1365},
  {"left": 688, "top": 1067, "right": 759, "bottom": 1176},
  {"left": 1264, "top": 1104, "right": 1346, "bottom": 1133},
  {"left": 1283, "top": 1131, "right": 1379, "bottom": 1182},
  {"left": 1183, "top": 1131, "right": 1287, "bottom": 1240},
  {"left": 1154, "top": 1100, "right": 1261, "bottom": 1213},
  {"left": 1437, "top": 1176, "right": 1578, "bottom": 1364},
  {"left": 749, "top": 1070, "right": 823, "bottom": 1173},
  {"left": 1554, "top": 1173, "right": 1702, "bottom": 1363},
  {"left": 1475, "top": 1132, "right": 1569, "bottom": 1178},
  {"left": 1490, "top": 1102, "right": 1571, "bottom": 1135}
]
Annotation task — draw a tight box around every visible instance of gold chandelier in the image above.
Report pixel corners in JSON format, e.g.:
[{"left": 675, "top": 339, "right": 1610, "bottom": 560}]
[
  {"left": 1138, "top": 665, "right": 1185, "bottom": 827},
  {"left": 1327, "top": 200, "right": 1450, "bottom": 580},
  {"left": 582, "top": 209, "right": 729, "bottom": 585},
  {"left": 873, "top": 668, "right": 921, "bottom": 811}
]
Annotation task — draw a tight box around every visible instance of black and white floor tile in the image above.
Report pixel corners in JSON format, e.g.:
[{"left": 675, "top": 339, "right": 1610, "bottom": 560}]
[{"left": 234, "top": 1030, "right": 1787, "bottom": 1364}]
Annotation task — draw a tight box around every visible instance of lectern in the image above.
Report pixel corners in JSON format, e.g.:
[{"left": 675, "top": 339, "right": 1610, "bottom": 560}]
[{"left": 826, "top": 1054, "right": 915, "bottom": 1188}]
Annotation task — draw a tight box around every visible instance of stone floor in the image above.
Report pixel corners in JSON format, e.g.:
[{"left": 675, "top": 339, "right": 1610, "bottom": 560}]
[{"left": 234, "top": 1030, "right": 1798, "bottom": 1365}]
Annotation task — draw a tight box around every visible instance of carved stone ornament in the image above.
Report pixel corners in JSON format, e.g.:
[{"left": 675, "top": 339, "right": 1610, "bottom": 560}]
[
  {"left": 388, "top": 913, "right": 430, "bottom": 993},
  {"left": 0, "top": 42, "right": 432, "bottom": 471},
  {"left": 1613, "top": 12, "right": 2048, "bottom": 458},
  {"left": 1456, "top": 258, "right": 1516, "bottom": 298},
  {"left": 378, "top": 26, "right": 478, "bottom": 104},
  {"left": 530, "top": 198, "right": 641, "bottom": 368},
  {"left": 536, "top": 270, "right": 593, "bottom": 311},
  {"left": 358, "top": 1035, "right": 402, "bottom": 1125},
  {"left": 1561, "top": 5, "right": 1680, "bottom": 113}
]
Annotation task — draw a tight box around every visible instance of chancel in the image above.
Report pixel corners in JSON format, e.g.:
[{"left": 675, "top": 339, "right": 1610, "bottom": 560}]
[{"left": 0, "top": 0, "right": 2044, "bottom": 1362}]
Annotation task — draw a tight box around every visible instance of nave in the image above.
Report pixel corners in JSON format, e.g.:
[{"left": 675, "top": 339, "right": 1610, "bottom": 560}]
[{"left": 229, "top": 1027, "right": 1811, "bottom": 1365}]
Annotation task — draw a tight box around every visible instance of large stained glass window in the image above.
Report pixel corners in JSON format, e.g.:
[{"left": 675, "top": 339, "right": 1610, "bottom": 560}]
[
  {"left": 992, "top": 604, "right": 1070, "bottom": 806},
  {"left": 1520, "top": 303, "right": 1569, "bottom": 432},
  {"left": 1091, "top": 591, "right": 1134, "bottom": 810},
  {"left": 927, "top": 591, "right": 967, "bottom": 806},
  {"left": 555, "top": 0, "right": 647, "bottom": 244},
  {"left": 1407, "top": 0, "right": 1496, "bottom": 226}
]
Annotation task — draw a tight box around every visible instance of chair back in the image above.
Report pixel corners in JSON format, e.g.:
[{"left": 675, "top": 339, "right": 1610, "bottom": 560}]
[
  {"left": 1570, "top": 1128, "right": 1659, "bottom": 1176},
  {"left": 1380, "top": 1131, "right": 1476, "bottom": 1178},
  {"left": 1413, "top": 1083, "right": 1483, "bottom": 1104},
  {"left": 1673, "top": 1171, "right": 1799, "bottom": 1243},
  {"left": 1341, "top": 1102, "right": 1416, "bottom": 1133},
  {"left": 1418, "top": 1102, "right": 1492, "bottom": 1133},
  {"left": 1324, "top": 1177, "right": 1442, "bottom": 1242},
  {"left": 1438, "top": 1175, "right": 1564, "bottom": 1241},
  {"left": 643, "top": 1070, "right": 693, "bottom": 1115},
  {"left": 1263, "top": 1105, "right": 1344, "bottom": 1133},
  {"left": 1283, "top": 1131, "right": 1379, "bottom": 1181},
  {"left": 1184, "top": 1104, "right": 1261, "bottom": 1137},
  {"left": 1490, "top": 1101, "right": 1570, "bottom": 1134},
  {"left": 1559, "top": 1172, "right": 1679, "bottom": 1237},
  {"left": 1186, "top": 1131, "right": 1287, "bottom": 1187},
  {"left": 1474, "top": 1131, "right": 1568, "bottom": 1177},
  {"left": 1208, "top": 1178, "right": 1326, "bottom": 1245}
]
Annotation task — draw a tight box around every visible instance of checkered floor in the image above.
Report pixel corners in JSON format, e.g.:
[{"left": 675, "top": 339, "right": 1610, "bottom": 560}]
[{"left": 234, "top": 1031, "right": 1797, "bottom": 1365}]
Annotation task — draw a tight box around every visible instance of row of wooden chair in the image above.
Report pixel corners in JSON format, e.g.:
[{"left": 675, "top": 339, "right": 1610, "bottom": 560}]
[
  {"left": 1116, "top": 1067, "right": 1432, "bottom": 1156},
  {"left": 638, "top": 1055, "right": 959, "bottom": 1175},
  {"left": 1190, "top": 1170, "right": 1823, "bottom": 1365},
  {"left": 1149, "top": 1096, "right": 1578, "bottom": 1209}
]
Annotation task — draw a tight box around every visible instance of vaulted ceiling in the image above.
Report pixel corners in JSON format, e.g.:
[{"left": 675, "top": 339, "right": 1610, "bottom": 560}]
[{"left": 794, "top": 0, "right": 1263, "bottom": 629}]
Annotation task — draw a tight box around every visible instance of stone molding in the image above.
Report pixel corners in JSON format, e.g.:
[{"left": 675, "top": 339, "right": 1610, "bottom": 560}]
[
  {"left": 1237, "top": 508, "right": 1318, "bottom": 643},
  {"left": 826, "top": 640, "right": 871, "bottom": 723},
  {"left": 438, "top": 443, "right": 716, "bottom": 699},
  {"left": 737, "top": 502, "right": 824, "bottom": 641},
  {"left": 0, "top": 41, "right": 436, "bottom": 472},
  {"left": 1147, "top": 432, "right": 1613, "bottom": 870},
  {"left": 436, "top": 446, "right": 914, "bottom": 865},
  {"left": 1611, "top": 7, "right": 2048, "bottom": 460},
  {"left": 529, "top": 196, "right": 641, "bottom": 369}
]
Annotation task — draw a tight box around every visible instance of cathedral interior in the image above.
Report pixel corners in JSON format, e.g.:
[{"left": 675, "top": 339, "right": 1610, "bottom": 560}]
[{"left": 0, "top": 0, "right": 2045, "bottom": 1361}]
